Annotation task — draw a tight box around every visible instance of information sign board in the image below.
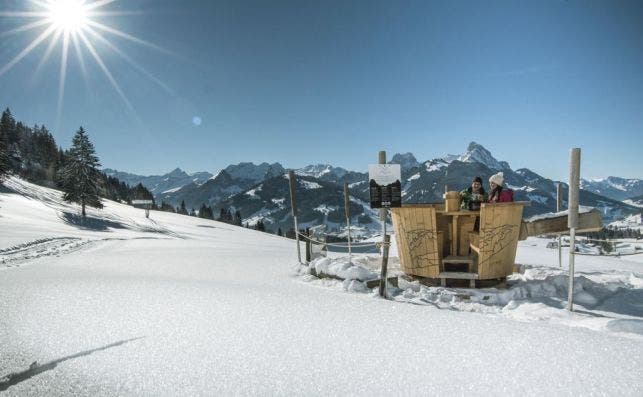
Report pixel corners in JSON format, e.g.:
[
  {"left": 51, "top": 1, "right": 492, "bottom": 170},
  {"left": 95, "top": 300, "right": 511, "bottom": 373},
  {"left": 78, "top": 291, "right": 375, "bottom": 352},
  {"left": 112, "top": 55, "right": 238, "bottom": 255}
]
[{"left": 368, "top": 164, "right": 401, "bottom": 208}]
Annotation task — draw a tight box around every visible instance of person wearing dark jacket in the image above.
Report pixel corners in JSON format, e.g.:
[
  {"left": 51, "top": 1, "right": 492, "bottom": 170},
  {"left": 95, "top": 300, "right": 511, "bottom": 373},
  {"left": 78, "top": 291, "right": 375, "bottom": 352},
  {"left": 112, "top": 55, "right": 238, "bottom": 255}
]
[
  {"left": 488, "top": 172, "right": 514, "bottom": 203},
  {"left": 460, "top": 176, "right": 487, "bottom": 211}
]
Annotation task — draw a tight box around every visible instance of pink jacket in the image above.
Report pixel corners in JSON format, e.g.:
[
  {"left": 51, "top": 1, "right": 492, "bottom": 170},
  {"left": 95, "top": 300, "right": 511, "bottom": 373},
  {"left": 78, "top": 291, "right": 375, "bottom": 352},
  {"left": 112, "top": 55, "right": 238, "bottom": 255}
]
[{"left": 488, "top": 188, "right": 513, "bottom": 203}]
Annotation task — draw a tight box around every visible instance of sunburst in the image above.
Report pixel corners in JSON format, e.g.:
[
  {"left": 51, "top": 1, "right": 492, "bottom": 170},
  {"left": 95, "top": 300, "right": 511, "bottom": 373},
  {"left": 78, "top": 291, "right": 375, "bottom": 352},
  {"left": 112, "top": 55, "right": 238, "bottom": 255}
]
[{"left": 0, "top": 0, "right": 170, "bottom": 128}]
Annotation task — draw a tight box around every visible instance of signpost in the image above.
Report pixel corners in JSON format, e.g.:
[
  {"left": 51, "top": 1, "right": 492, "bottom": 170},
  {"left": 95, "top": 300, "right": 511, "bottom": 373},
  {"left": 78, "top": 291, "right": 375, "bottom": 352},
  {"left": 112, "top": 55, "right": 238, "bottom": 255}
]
[
  {"left": 369, "top": 154, "right": 401, "bottom": 298},
  {"left": 557, "top": 183, "right": 563, "bottom": 268},
  {"left": 343, "top": 182, "right": 352, "bottom": 263},
  {"left": 288, "top": 170, "right": 302, "bottom": 263},
  {"left": 132, "top": 199, "right": 153, "bottom": 218},
  {"left": 567, "top": 148, "right": 581, "bottom": 311}
]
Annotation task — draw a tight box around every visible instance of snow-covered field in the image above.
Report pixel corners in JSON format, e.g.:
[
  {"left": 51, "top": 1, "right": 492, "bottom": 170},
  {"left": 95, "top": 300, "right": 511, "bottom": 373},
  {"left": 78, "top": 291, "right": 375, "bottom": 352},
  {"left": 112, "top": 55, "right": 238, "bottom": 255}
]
[{"left": 1, "top": 177, "right": 642, "bottom": 395}]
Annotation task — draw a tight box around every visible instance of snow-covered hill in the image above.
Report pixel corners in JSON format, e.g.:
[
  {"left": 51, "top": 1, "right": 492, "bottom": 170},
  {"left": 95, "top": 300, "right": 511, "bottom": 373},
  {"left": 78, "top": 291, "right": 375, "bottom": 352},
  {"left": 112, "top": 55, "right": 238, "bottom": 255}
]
[
  {"left": 1, "top": 177, "right": 642, "bottom": 394},
  {"left": 624, "top": 194, "right": 643, "bottom": 208}
]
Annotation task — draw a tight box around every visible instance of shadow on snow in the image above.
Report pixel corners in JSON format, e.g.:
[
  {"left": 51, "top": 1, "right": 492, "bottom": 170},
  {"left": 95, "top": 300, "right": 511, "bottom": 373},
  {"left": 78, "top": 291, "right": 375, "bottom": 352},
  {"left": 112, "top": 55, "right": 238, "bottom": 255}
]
[{"left": 0, "top": 336, "right": 146, "bottom": 391}]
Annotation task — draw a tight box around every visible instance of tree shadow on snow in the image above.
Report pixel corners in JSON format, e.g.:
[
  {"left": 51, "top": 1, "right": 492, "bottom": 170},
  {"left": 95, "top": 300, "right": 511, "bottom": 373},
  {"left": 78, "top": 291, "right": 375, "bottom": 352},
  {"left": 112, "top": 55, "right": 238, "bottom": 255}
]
[
  {"left": 0, "top": 336, "right": 146, "bottom": 391},
  {"left": 60, "top": 212, "right": 126, "bottom": 231}
]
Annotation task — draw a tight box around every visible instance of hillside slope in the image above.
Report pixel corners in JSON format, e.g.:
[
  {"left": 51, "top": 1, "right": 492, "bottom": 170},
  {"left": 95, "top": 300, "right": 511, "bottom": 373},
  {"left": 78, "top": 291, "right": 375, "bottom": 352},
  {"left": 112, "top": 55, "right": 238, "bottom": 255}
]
[{"left": 0, "top": 177, "right": 641, "bottom": 395}]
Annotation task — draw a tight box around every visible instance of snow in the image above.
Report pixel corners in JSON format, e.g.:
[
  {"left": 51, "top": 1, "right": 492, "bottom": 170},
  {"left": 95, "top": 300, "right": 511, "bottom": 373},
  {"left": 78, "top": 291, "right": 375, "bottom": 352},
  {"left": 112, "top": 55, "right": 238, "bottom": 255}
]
[
  {"left": 295, "top": 164, "right": 345, "bottom": 179},
  {"left": 407, "top": 172, "right": 420, "bottom": 181},
  {"left": 245, "top": 185, "right": 262, "bottom": 197},
  {"left": 1, "top": 177, "right": 642, "bottom": 395},
  {"left": 526, "top": 193, "right": 549, "bottom": 204},
  {"left": 624, "top": 199, "right": 643, "bottom": 208},
  {"left": 313, "top": 204, "right": 337, "bottom": 215},
  {"left": 507, "top": 184, "right": 535, "bottom": 192},
  {"left": 208, "top": 170, "right": 222, "bottom": 180},
  {"left": 610, "top": 214, "right": 643, "bottom": 231},
  {"left": 525, "top": 206, "right": 595, "bottom": 222},
  {"left": 425, "top": 160, "right": 448, "bottom": 172},
  {"left": 299, "top": 180, "right": 322, "bottom": 190},
  {"left": 161, "top": 186, "right": 182, "bottom": 194}
]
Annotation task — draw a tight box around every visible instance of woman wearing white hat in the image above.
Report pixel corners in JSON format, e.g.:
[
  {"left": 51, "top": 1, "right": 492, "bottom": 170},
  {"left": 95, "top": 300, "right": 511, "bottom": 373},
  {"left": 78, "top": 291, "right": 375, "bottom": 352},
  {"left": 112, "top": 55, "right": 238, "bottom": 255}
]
[{"left": 488, "top": 172, "right": 514, "bottom": 203}]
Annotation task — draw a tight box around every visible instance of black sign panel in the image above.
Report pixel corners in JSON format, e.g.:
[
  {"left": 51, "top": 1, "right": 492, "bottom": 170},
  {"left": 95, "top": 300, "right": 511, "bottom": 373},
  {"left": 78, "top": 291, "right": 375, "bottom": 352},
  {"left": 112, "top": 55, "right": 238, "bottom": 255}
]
[{"left": 368, "top": 164, "right": 402, "bottom": 208}]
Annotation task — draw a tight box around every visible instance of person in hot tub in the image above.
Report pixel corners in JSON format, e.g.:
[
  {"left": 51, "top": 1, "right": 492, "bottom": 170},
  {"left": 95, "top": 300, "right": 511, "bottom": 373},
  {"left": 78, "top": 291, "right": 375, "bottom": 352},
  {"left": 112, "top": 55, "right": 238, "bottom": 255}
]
[
  {"left": 460, "top": 176, "right": 487, "bottom": 211},
  {"left": 487, "top": 172, "right": 514, "bottom": 203}
]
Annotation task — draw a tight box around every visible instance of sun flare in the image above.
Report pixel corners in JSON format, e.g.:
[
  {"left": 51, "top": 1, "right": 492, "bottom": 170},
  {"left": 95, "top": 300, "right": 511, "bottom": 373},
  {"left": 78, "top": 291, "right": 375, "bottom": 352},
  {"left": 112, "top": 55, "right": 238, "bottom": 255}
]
[
  {"left": 0, "top": 0, "right": 170, "bottom": 129},
  {"left": 47, "top": 0, "right": 89, "bottom": 33}
]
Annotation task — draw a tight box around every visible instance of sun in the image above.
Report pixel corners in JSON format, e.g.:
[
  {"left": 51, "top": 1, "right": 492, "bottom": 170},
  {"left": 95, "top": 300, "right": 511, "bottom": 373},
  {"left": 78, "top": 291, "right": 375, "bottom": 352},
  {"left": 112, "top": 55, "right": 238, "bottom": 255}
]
[
  {"left": 0, "top": 0, "right": 172, "bottom": 129},
  {"left": 46, "top": 0, "right": 89, "bottom": 33}
]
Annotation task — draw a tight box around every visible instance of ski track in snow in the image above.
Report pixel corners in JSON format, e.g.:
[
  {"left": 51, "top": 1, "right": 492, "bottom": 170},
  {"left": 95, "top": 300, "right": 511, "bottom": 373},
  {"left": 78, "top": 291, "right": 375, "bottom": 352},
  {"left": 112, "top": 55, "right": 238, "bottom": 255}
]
[
  {"left": 0, "top": 236, "right": 174, "bottom": 268},
  {"left": 0, "top": 237, "right": 95, "bottom": 267}
]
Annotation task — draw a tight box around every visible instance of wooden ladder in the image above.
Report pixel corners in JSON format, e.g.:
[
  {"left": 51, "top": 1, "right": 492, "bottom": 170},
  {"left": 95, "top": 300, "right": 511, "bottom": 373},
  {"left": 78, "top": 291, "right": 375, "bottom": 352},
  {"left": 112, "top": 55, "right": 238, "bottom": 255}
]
[{"left": 439, "top": 255, "right": 478, "bottom": 288}]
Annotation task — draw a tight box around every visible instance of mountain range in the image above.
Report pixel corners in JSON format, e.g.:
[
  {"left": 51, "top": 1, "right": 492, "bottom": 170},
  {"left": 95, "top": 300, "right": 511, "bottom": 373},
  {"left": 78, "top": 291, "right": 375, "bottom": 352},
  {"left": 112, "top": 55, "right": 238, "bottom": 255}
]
[{"left": 104, "top": 142, "right": 642, "bottom": 234}]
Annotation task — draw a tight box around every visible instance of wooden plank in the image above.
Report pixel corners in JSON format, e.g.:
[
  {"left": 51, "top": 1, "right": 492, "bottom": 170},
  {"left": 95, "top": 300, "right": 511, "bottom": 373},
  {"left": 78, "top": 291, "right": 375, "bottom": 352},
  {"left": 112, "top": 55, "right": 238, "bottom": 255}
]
[
  {"left": 438, "top": 272, "right": 480, "bottom": 280},
  {"left": 442, "top": 255, "right": 474, "bottom": 264},
  {"left": 476, "top": 203, "right": 524, "bottom": 279},
  {"left": 450, "top": 215, "right": 458, "bottom": 256},
  {"left": 391, "top": 206, "right": 440, "bottom": 278},
  {"left": 458, "top": 215, "right": 476, "bottom": 256},
  {"left": 523, "top": 209, "right": 603, "bottom": 237}
]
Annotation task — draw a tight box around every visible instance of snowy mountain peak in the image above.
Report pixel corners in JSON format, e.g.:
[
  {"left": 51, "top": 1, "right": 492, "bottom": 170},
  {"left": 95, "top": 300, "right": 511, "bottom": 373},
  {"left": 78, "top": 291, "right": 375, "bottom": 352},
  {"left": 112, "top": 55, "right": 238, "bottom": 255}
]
[
  {"left": 458, "top": 142, "right": 509, "bottom": 171},
  {"left": 390, "top": 153, "right": 420, "bottom": 170},
  {"left": 224, "top": 162, "right": 285, "bottom": 183},
  {"left": 167, "top": 167, "right": 188, "bottom": 178},
  {"left": 296, "top": 164, "right": 348, "bottom": 179},
  {"left": 210, "top": 169, "right": 234, "bottom": 184}
]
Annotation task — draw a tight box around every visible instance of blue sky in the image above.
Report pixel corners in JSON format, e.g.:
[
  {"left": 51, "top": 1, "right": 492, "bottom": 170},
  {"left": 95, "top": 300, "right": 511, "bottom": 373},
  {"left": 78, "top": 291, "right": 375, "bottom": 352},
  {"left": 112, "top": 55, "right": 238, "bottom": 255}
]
[{"left": 0, "top": 0, "right": 642, "bottom": 180}]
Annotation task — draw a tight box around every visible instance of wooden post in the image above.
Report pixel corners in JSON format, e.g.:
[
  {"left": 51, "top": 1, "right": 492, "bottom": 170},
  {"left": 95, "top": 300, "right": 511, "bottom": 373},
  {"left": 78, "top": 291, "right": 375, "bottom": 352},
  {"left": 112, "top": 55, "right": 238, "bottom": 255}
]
[
  {"left": 557, "top": 183, "right": 563, "bottom": 268},
  {"left": 305, "top": 228, "right": 311, "bottom": 262},
  {"left": 567, "top": 148, "right": 581, "bottom": 311},
  {"left": 343, "top": 182, "right": 352, "bottom": 262},
  {"left": 288, "top": 170, "right": 302, "bottom": 263},
  {"left": 379, "top": 235, "right": 390, "bottom": 297},
  {"left": 378, "top": 151, "right": 389, "bottom": 298}
]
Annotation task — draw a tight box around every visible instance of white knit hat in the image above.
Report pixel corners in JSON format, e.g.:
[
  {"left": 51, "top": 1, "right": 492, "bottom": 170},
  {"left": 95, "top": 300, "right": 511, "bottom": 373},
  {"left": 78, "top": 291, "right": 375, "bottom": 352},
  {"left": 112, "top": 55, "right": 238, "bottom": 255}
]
[{"left": 489, "top": 172, "right": 504, "bottom": 186}]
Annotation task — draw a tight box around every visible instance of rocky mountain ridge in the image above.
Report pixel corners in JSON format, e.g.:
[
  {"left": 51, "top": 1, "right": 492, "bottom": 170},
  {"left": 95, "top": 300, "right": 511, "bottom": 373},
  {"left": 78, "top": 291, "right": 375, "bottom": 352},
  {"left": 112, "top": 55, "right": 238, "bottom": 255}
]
[{"left": 104, "top": 142, "right": 641, "bottom": 234}]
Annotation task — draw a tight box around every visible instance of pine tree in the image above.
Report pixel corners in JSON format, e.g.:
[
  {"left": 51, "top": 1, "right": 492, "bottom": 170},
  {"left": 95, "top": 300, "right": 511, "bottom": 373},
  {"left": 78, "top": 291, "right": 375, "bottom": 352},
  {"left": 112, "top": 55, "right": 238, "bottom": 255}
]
[
  {"left": 59, "top": 127, "right": 103, "bottom": 217},
  {"left": 159, "top": 201, "right": 175, "bottom": 213},
  {"left": 178, "top": 200, "right": 188, "bottom": 215},
  {"left": 198, "top": 203, "right": 208, "bottom": 218},
  {"left": 234, "top": 210, "right": 242, "bottom": 226},
  {"left": 0, "top": 108, "right": 16, "bottom": 178},
  {"left": 254, "top": 219, "right": 266, "bottom": 232},
  {"left": 277, "top": 227, "right": 283, "bottom": 236},
  {"left": 0, "top": 127, "right": 8, "bottom": 182}
]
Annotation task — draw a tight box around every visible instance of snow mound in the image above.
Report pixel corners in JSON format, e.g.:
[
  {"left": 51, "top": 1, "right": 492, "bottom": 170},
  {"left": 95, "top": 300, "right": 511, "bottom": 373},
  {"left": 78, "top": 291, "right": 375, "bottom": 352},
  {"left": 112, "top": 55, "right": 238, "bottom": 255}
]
[{"left": 297, "top": 255, "right": 643, "bottom": 337}]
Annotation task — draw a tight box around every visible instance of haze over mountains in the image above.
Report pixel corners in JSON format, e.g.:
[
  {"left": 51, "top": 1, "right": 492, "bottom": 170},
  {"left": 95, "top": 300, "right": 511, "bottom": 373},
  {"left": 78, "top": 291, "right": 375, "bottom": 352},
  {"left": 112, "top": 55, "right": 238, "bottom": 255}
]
[{"left": 105, "top": 142, "right": 642, "bottom": 234}]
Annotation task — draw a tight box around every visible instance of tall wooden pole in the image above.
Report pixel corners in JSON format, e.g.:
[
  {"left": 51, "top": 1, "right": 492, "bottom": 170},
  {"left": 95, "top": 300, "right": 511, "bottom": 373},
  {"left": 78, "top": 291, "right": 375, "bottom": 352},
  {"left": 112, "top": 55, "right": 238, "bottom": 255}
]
[
  {"left": 288, "top": 170, "right": 301, "bottom": 263},
  {"left": 378, "top": 151, "right": 388, "bottom": 298},
  {"left": 567, "top": 148, "right": 581, "bottom": 311},
  {"left": 557, "top": 183, "right": 563, "bottom": 268},
  {"left": 343, "top": 182, "right": 352, "bottom": 262}
]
